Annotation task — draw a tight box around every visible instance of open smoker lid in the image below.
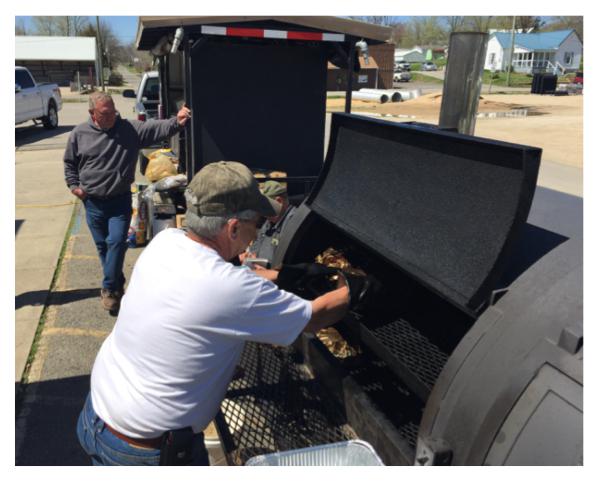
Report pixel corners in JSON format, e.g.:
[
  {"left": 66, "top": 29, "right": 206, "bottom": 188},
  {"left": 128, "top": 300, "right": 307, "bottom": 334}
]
[{"left": 308, "top": 113, "right": 541, "bottom": 312}]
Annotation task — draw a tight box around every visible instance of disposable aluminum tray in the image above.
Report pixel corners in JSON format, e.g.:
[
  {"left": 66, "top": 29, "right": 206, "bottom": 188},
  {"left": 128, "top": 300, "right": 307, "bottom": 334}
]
[{"left": 245, "top": 440, "right": 384, "bottom": 466}]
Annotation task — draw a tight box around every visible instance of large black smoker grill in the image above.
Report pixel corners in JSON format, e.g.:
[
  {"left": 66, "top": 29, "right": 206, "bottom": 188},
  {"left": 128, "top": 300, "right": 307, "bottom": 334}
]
[
  {"left": 217, "top": 114, "right": 582, "bottom": 466},
  {"left": 136, "top": 18, "right": 583, "bottom": 465}
]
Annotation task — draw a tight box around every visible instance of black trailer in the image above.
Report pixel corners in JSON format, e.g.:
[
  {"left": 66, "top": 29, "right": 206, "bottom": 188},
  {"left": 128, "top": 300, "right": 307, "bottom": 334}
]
[{"left": 135, "top": 16, "right": 390, "bottom": 194}]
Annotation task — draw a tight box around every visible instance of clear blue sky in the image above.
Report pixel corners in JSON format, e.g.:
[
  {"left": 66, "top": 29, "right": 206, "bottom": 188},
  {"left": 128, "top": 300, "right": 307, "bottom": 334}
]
[{"left": 16, "top": 16, "right": 139, "bottom": 44}]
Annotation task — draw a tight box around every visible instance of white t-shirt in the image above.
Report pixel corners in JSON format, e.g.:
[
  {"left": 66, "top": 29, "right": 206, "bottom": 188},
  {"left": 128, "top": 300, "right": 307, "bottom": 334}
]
[{"left": 91, "top": 228, "right": 311, "bottom": 438}]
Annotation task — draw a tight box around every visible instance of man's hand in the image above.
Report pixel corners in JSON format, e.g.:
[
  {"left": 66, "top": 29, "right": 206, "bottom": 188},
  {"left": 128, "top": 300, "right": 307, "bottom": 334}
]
[
  {"left": 340, "top": 272, "right": 383, "bottom": 312},
  {"left": 176, "top": 104, "right": 192, "bottom": 127},
  {"left": 71, "top": 187, "right": 87, "bottom": 201}
]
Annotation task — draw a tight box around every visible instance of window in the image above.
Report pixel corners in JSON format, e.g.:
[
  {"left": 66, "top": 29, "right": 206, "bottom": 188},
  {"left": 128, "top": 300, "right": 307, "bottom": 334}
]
[
  {"left": 489, "top": 53, "right": 496, "bottom": 66},
  {"left": 15, "top": 69, "right": 34, "bottom": 89},
  {"left": 564, "top": 52, "right": 574, "bottom": 65},
  {"left": 143, "top": 77, "right": 160, "bottom": 101}
]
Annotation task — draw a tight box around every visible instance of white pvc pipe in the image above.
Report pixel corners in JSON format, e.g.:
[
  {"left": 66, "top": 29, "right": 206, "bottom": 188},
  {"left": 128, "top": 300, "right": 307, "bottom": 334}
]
[
  {"left": 397, "top": 89, "right": 422, "bottom": 101},
  {"left": 352, "top": 92, "right": 389, "bottom": 103},
  {"left": 359, "top": 88, "right": 402, "bottom": 102}
]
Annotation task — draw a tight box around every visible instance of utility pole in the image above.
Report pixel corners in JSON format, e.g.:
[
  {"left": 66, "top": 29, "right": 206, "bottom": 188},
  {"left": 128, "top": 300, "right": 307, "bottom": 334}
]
[
  {"left": 506, "top": 16, "right": 516, "bottom": 87},
  {"left": 96, "top": 16, "right": 105, "bottom": 91}
]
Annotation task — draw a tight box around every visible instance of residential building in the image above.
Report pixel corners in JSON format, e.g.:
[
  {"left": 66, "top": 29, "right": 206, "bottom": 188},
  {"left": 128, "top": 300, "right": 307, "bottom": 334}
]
[{"left": 484, "top": 29, "right": 582, "bottom": 74}]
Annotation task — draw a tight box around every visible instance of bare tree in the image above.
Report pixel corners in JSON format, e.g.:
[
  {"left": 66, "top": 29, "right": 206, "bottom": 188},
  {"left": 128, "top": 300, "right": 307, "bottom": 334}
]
[
  {"left": 390, "top": 22, "right": 408, "bottom": 46},
  {"left": 79, "top": 20, "right": 127, "bottom": 69},
  {"left": 516, "top": 16, "right": 545, "bottom": 32},
  {"left": 32, "top": 16, "right": 60, "bottom": 35},
  {"left": 466, "top": 16, "right": 495, "bottom": 32},
  {"left": 56, "top": 16, "right": 90, "bottom": 36},
  {"left": 402, "top": 17, "right": 447, "bottom": 48},
  {"left": 15, "top": 17, "right": 27, "bottom": 35},
  {"left": 348, "top": 16, "right": 395, "bottom": 26},
  {"left": 545, "top": 16, "right": 583, "bottom": 41},
  {"left": 445, "top": 16, "right": 467, "bottom": 33}
]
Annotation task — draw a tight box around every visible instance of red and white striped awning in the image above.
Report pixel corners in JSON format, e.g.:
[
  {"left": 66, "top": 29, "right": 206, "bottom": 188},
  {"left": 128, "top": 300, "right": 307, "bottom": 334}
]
[{"left": 201, "top": 25, "right": 345, "bottom": 42}]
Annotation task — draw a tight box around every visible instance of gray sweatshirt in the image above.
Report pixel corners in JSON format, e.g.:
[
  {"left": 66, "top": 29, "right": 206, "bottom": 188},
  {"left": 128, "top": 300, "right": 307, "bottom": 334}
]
[{"left": 64, "top": 115, "right": 182, "bottom": 198}]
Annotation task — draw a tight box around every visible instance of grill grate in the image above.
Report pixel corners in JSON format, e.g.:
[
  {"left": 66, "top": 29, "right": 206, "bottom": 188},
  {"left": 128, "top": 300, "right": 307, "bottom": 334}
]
[
  {"left": 344, "top": 355, "right": 423, "bottom": 451},
  {"left": 350, "top": 315, "right": 449, "bottom": 401},
  {"left": 371, "top": 317, "right": 449, "bottom": 390},
  {"left": 219, "top": 342, "right": 354, "bottom": 465}
]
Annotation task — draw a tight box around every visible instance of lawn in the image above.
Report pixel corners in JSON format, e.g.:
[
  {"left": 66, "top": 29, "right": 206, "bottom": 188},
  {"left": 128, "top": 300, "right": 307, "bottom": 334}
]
[
  {"left": 483, "top": 71, "right": 534, "bottom": 87},
  {"left": 410, "top": 73, "right": 444, "bottom": 84}
]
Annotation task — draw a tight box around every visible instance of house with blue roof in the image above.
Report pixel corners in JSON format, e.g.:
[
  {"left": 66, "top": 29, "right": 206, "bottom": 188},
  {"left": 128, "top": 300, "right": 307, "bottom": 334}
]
[{"left": 484, "top": 29, "right": 582, "bottom": 74}]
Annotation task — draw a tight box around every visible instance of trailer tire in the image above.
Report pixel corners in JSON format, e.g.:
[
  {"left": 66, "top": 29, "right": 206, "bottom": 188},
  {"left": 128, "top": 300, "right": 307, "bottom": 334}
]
[{"left": 42, "top": 102, "right": 59, "bottom": 129}]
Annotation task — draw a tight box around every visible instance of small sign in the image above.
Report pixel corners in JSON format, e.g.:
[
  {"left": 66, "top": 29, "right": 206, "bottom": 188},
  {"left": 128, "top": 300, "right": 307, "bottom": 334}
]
[{"left": 358, "top": 75, "right": 368, "bottom": 84}]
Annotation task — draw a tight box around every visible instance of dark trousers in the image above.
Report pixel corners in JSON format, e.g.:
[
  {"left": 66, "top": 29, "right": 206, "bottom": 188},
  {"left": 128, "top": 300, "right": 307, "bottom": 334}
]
[{"left": 83, "top": 193, "right": 132, "bottom": 291}]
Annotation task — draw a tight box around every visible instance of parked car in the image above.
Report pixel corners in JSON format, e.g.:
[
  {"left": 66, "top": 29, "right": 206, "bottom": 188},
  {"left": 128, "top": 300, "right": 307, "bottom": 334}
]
[
  {"left": 122, "top": 70, "right": 160, "bottom": 120},
  {"left": 421, "top": 61, "right": 438, "bottom": 71},
  {"left": 123, "top": 71, "right": 164, "bottom": 175},
  {"left": 15, "top": 66, "right": 62, "bottom": 129},
  {"left": 395, "top": 61, "right": 411, "bottom": 72},
  {"left": 393, "top": 71, "right": 412, "bottom": 82}
]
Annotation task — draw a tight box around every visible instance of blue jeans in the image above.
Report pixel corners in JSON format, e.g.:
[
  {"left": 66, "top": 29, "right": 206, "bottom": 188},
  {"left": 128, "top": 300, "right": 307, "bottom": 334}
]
[
  {"left": 84, "top": 193, "right": 132, "bottom": 291},
  {"left": 76, "top": 394, "right": 210, "bottom": 466}
]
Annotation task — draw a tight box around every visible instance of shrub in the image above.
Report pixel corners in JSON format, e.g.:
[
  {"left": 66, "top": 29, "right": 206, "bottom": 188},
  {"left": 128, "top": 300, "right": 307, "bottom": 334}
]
[{"left": 107, "top": 71, "right": 124, "bottom": 86}]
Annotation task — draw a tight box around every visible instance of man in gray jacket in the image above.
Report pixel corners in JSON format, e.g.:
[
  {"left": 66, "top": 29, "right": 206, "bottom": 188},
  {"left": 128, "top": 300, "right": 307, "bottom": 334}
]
[{"left": 64, "top": 92, "right": 191, "bottom": 313}]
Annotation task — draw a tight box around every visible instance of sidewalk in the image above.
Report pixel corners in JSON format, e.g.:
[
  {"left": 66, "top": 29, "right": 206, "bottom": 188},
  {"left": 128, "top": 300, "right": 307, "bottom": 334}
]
[{"left": 15, "top": 201, "right": 144, "bottom": 465}]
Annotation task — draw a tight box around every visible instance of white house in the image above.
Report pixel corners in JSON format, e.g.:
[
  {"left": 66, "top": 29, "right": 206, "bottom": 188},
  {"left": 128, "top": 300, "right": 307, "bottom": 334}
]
[
  {"left": 394, "top": 46, "right": 425, "bottom": 63},
  {"left": 15, "top": 36, "right": 98, "bottom": 86},
  {"left": 484, "top": 29, "right": 582, "bottom": 74}
]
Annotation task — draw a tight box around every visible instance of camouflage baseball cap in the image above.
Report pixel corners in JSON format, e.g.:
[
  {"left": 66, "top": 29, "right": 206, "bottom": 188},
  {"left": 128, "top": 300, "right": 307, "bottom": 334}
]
[
  {"left": 261, "top": 180, "right": 287, "bottom": 199},
  {"left": 186, "top": 161, "right": 280, "bottom": 217}
]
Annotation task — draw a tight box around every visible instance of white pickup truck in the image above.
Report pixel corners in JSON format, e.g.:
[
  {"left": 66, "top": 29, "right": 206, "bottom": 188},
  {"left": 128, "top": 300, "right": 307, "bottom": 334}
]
[
  {"left": 122, "top": 70, "right": 160, "bottom": 120},
  {"left": 15, "top": 66, "right": 63, "bottom": 129}
]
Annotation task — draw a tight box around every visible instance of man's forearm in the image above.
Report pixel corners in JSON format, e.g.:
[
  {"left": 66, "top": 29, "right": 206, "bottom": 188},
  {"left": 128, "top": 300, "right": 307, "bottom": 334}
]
[
  {"left": 305, "top": 287, "right": 349, "bottom": 333},
  {"left": 138, "top": 117, "right": 181, "bottom": 147},
  {"left": 252, "top": 268, "right": 279, "bottom": 283}
]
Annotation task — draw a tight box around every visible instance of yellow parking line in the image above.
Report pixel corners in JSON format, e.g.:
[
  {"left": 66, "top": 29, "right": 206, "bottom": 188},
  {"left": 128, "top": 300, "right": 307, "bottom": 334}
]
[
  {"left": 43, "top": 327, "right": 110, "bottom": 339},
  {"left": 63, "top": 254, "right": 98, "bottom": 260}
]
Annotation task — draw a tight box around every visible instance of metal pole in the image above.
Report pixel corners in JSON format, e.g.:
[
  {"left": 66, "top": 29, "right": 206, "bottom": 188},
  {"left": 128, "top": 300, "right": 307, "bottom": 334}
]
[
  {"left": 96, "top": 16, "right": 105, "bottom": 91},
  {"left": 345, "top": 38, "right": 355, "bottom": 114},
  {"left": 438, "top": 32, "right": 489, "bottom": 135},
  {"left": 506, "top": 16, "right": 516, "bottom": 87}
]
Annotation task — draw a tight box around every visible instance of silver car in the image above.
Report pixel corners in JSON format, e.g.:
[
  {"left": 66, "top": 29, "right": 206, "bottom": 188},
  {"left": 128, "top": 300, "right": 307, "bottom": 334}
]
[
  {"left": 421, "top": 61, "right": 438, "bottom": 71},
  {"left": 393, "top": 71, "right": 412, "bottom": 82}
]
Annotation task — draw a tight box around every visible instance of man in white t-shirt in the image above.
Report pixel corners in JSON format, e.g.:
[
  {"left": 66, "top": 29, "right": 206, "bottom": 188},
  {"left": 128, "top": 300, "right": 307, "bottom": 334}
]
[{"left": 76, "top": 161, "right": 374, "bottom": 466}]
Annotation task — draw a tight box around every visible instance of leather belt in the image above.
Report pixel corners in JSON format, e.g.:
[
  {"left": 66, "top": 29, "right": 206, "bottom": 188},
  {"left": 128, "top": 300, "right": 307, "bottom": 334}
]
[{"left": 106, "top": 423, "right": 163, "bottom": 449}]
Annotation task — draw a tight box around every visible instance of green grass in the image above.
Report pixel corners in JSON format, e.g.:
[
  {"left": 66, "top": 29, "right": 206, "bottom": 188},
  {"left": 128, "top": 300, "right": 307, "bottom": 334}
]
[
  {"left": 483, "top": 71, "right": 533, "bottom": 87},
  {"left": 410, "top": 72, "right": 444, "bottom": 84}
]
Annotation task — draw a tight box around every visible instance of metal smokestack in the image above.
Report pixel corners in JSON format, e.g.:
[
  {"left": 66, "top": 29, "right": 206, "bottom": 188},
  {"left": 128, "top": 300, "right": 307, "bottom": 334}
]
[{"left": 439, "top": 32, "right": 489, "bottom": 135}]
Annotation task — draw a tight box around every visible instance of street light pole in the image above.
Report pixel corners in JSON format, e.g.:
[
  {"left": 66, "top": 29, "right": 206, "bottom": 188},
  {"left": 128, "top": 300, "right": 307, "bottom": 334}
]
[
  {"left": 506, "top": 16, "right": 516, "bottom": 87},
  {"left": 96, "top": 16, "right": 105, "bottom": 92}
]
